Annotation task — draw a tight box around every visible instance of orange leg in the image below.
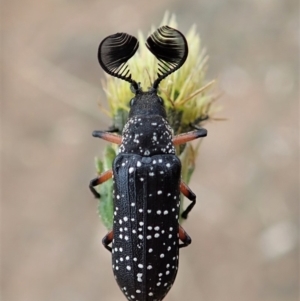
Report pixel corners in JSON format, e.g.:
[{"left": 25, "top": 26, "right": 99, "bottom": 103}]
[
  {"left": 92, "top": 130, "right": 122, "bottom": 145},
  {"left": 172, "top": 128, "right": 207, "bottom": 145},
  {"left": 178, "top": 225, "right": 192, "bottom": 248},
  {"left": 102, "top": 230, "right": 114, "bottom": 252},
  {"left": 89, "top": 169, "right": 113, "bottom": 198},
  {"left": 180, "top": 181, "right": 196, "bottom": 219}
]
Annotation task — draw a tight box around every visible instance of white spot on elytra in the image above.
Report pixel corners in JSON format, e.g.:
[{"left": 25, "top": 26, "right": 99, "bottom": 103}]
[{"left": 137, "top": 273, "right": 143, "bottom": 282}]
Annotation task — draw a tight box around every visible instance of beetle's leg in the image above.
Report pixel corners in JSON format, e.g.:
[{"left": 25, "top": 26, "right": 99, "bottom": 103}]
[
  {"left": 89, "top": 169, "right": 113, "bottom": 198},
  {"left": 180, "top": 181, "right": 196, "bottom": 219},
  {"left": 172, "top": 128, "right": 207, "bottom": 145},
  {"left": 92, "top": 130, "right": 122, "bottom": 145},
  {"left": 178, "top": 225, "right": 192, "bottom": 248},
  {"left": 102, "top": 230, "right": 114, "bottom": 252}
]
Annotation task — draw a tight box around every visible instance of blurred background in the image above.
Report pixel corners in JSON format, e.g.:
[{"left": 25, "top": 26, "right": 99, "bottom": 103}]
[{"left": 2, "top": 0, "right": 299, "bottom": 301}]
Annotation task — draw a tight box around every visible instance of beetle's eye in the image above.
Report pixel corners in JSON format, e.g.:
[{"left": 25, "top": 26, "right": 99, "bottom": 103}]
[
  {"left": 130, "top": 98, "right": 136, "bottom": 106},
  {"left": 158, "top": 97, "right": 164, "bottom": 105}
]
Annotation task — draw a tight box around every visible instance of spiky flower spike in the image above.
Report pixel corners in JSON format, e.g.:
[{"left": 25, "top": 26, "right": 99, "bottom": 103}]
[{"left": 96, "top": 13, "right": 219, "bottom": 229}]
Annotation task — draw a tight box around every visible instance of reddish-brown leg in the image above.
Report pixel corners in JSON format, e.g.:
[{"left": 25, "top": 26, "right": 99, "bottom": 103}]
[
  {"left": 178, "top": 225, "right": 192, "bottom": 248},
  {"left": 92, "top": 130, "right": 122, "bottom": 145},
  {"left": 102, "top": 230, "right": 114, "bottom": 252},
  {"left": 172, "top": 128, "right": 207, "bottom": 145},
  {"left": 89, "top": 169, "right": 113, "bottom": 198},
  {"left": 180, "top": 181, "right": 196, "bottom": 219}
]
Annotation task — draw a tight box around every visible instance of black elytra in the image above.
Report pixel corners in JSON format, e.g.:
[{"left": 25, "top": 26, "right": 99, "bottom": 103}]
[{"left": 89, "top": 26, "right": 207, "bottom": 301}]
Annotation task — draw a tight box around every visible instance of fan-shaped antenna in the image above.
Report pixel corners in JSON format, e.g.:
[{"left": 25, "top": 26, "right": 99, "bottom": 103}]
[
  {"left": 98, "top": 33, "right": 139, "bottom": 91},
  {"left": 146, "top": 26, "right": 188, "bottom": 89}
]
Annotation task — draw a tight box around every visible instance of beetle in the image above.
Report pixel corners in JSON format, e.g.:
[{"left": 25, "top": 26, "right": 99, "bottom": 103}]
[{"left": 89, "top": 26, "right": 207, "bottom": 301}]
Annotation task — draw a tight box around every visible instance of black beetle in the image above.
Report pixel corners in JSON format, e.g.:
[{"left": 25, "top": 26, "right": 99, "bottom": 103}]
[{"left": 90, "top": 26, "right": 207, "bottom": 301}]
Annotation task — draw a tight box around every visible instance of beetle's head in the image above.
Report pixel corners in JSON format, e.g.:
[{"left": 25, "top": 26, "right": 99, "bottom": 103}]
[
  {"left": 128, "top": 89, "right": 166, "bottom": 118},
  {"left": 98, "top": 26, "right": 188, "bottom": 118}
]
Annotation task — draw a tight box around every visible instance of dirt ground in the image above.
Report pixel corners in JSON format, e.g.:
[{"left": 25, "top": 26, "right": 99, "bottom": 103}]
[{"left": 1, "top": 0, "right": 299, "bottom": 301}]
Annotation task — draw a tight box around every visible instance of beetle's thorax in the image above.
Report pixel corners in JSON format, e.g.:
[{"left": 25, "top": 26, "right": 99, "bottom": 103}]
[
  {"left": 119, "top": 90, "right": 175, "bottom": 156},
  {"left": 119, "top": 115, "right": 175, "bottom": 156}
]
